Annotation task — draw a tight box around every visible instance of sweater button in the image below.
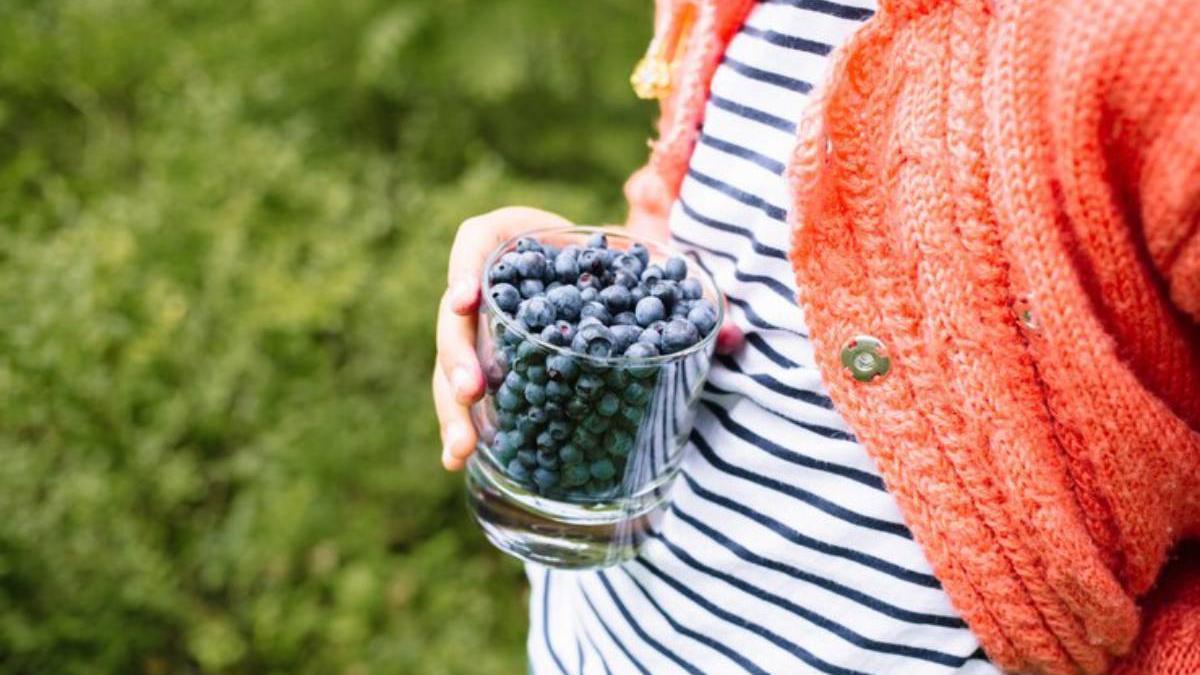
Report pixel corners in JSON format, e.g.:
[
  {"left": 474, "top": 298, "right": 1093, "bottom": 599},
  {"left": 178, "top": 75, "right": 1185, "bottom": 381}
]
[{"left": 841, "top": 336, "right": 890, "bottom": 382}]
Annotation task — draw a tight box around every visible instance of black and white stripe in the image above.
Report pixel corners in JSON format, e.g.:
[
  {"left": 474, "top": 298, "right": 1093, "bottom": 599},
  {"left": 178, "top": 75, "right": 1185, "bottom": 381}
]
[{"left": 530, "top": 1, "right": 997, "bottom": 672}]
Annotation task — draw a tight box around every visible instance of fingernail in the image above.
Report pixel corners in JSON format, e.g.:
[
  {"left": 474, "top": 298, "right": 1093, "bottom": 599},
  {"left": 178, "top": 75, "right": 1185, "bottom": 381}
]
[{"left": 452, "top": 366, "right": 476, "bottom": 396}]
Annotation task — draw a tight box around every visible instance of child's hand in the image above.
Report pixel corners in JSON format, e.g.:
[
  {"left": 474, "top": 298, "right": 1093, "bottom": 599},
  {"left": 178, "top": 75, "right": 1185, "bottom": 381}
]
[
  {"left": 434, "top": 207, "right": 575, "bottom": 471},
  {"left": 432, "top": 206, "right": 745, "bottom": 471}
]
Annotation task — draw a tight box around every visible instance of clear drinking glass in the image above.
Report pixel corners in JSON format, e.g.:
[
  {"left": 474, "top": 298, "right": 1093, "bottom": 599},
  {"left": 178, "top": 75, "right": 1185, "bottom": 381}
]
[{"left": 465, "top": 227, "right": 722, "bottom": 569}]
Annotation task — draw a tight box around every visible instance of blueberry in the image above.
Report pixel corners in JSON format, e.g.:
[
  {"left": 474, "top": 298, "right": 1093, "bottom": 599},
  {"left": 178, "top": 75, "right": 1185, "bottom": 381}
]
[
  {"left": 587, "top": 232, "right": 608, "bottom": 249},
  {"left": 525, "top": 407, "right": 548, "bottom": 425},
  {"left": 623, "top": 342, "right": 660, "bottom": 360},
  {"left": 527, "top": 365, "right": 548, "bottom": 384},
  {"left": 611, "top": 311, "right": 637, "bottom": 326},
  {"left": 515, "top": 237, "right": 541, "bottom": 253},
  {"left": 504, "top": 370, "right": 526, "bottom": 393},
  {"left": 649, "top": 281, "right": 678, "bottom": 307},
  {"left": 536, "top": 431, "right": 555, "bottom": 450},
  {"left": 634, "top": 296, "right": 665, "bottom": 327},
  {"left": 497, "top": 384, "right": 524, "bottom": 411},
  {"left": 546, "top": 354, "right": 580, "bottom": 382},
  {"left": 524, "top": 382, "right": 546, "bottom": 406},
  {"left": 519, "top": 279, "right": 545, "bottom": 299},
  {"left": 688, "top": 301, "right": 718, "bottom": 336},
  {"left": 539, "top": 323, "right": 565, "bottom": 346},
  {"left": 572, "top": 324, "right": 616, "bottom": 358},
  {"left": 580, "top": 302, "right": 611, "bottom": 325},
  {"left": 661, "top": 318, "right": 700, "bottom": 353},
  {"left": 613, "top": 271, "right": 639, "bottom": 289},
  {"left": 545, "top": 379, "right": 572, "bottom": 401},
  {"left": 596, "top": 392, "right": 620, "bottom": 417},
  {"left": 487, "top": 284, "right": 520, "bottom": 317},
  {"left": 578, "top": 250, "right": 604, "bottom": 274},
  {"left": 540, "top": 320, "right": 574, "bottom": 347},
  {"left": 641, "top": 264, "right": 664, "bottom": 284},
  {"left": 585, "top": 478, "right": 612, "bottom": 494},
  {"left": 489, "top": 262, "right": 518, "bottom": 284},
  {"left": 590, "top": 458, "right": 616, "bottom": 481},
  {"left": 606, "top": 430, "right": 633, "bottom": 457},
  {"left": 609, "top": 324, "right": 642, "bottom": 354},
  {"left": 600, "top": 285, "right": 632, "bottom": 313},
  {"left": 566, "top": 398, "right": 590, "bottom": 420},
  {"left": 515, "top": 417, "right": 538, "bottom": 440},
  {"left": 664, "top": 256, "right": 687, "bottom": 281},
  {"left": 604, "top": 368, "right": 630, "bottom": 390},
  {"left": 496, "top": 410, "right": 517, "bottom": 430},
  {"left": 554, "top": 251, "right": 580, "bottom": 283},
  {"left": 576, "top": 374, "right": 605, "bottom": 398},
  {"left": 507, "top": 459, "right": 532, "bottom": 482},
  {"left": 501, "top": 320, "right": 526, "bottom": 347},
  {"left": 576, "top": 271, "right": 601, "bottom": 290},
  {"left": 514, "top": 251, "right": 546, "bottom": 279},
  {"left": 612, "top": 253, "right": 644, "bottom": 278},
  {"left": 562, "top": 463, "right": 590, "bottom": 487},
  {"left": 516, "top": 297, "right": 555, "bottom": 330},
  {"left": 517, "top": 449, "right": 537, "bottom": 467},
  {"left": 533, "top": 468, "right": 560, "bottom": 490},
  {"left": 543, "top": 400, "right": 564, "bottom": 419},
  {"left": 680, "top": 278, "right": 703, "bottom": 300},
  {"left": 621, "top": 403, "right": 645, "bottom": 425},
  {"left": 629, "top": 243, "right": 649, "bottom": 266},
  {"left": 536, "top": 451, "right": 559, "bottom": 472},
  {"left": 546, "top": 284, "right": 583, "bottom": 322},
  {"left": 582, "top": 413, "right": 610, "bottom": 433},
  {"left": 493, "top": 430, "right": 519, "bottom": 456},
  {"left": 638, "top": 328, "right": 661, "bottom": 349},
  {"left": 623, "top": 382, "right": 649, "bottom": 404},
  {"left": 559, "top": 444, "right": 583, "bottom": 464},
  {"left": 580, "top": 287, "right": 599, "bottom": 303},
  {"left": 630, "top": 285, "right": 647, "bottom": 303},
  {"left": 547, "top": 420, "right": 572, "bottom": 442},
  {"left": 572, "top": 426, "right": 599, "bottom": 449},
  {"left": 501, "top": 251, "right": 522, "bottom": 266},
  {"left": 516, "top": 340, "right": 542, "bottom": 362},
  {"left": 600, "top": 249, "right": 617, "bottom": 267},
  {"left": 543, "top": 244, "right": 560, "bottom": 259}
]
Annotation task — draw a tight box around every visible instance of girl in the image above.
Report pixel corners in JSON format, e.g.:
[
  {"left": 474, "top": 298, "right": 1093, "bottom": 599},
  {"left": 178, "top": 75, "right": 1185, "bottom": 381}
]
[{"left": 433, "top": 0, "right": 1200, "bottom": 672}]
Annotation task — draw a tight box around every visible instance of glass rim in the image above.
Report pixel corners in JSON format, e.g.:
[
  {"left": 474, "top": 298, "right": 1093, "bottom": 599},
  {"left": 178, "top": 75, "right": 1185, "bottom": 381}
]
[{"left": 479, "top": 225, "right": 724, "bottom": 366}]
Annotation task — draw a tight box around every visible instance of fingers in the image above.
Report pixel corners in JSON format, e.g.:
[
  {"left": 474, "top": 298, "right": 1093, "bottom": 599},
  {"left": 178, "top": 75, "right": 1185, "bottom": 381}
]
[
  {"left": 433, "top": 368, "right": 476, "bottom": 471},
  {"left": 436, "top": 290, "right": 485, "bottom": 405},
  {"left": 716, "top": 319, "right": 744, "bottom": 355},
  {"left": 446, "top": 207, "right": 573, "bottom": 314}
]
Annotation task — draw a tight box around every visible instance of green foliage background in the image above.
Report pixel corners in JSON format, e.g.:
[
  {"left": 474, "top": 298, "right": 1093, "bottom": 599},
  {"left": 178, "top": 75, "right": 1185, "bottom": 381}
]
[{"left": 0, "top": 1, "right": 652, "bottom": 672}]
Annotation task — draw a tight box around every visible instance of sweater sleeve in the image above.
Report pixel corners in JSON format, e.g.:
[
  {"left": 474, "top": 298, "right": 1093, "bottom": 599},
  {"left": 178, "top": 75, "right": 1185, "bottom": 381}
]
[
  {"left": 1082, "top": 0, "right": 1200, "bottom": 323},
  {"left": 1113, "top": 548, "right": 1200, "bottom": 675}
]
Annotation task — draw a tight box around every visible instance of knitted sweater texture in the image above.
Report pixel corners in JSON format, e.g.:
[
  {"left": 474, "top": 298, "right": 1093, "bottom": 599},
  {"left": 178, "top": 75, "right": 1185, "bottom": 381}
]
[{"left": 624, "top": 0, "right": 1200, "bottom": 673}]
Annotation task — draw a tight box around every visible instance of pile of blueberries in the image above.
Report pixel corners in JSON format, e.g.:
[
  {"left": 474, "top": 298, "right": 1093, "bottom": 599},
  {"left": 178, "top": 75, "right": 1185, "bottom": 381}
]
[{"left": 483, "top": 232, "right": 717, "bottom": 499}]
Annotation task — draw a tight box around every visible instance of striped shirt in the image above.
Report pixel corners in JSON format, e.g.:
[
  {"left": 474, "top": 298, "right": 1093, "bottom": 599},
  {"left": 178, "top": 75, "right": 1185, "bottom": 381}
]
[{"left": 529, "top": 1, "right": 1000, "bottom": 672}]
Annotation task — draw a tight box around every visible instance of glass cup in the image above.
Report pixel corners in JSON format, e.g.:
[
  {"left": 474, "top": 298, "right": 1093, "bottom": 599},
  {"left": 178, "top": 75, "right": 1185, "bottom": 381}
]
[{"left": 465, "top": 227, "right": 722, "bottom": 569}]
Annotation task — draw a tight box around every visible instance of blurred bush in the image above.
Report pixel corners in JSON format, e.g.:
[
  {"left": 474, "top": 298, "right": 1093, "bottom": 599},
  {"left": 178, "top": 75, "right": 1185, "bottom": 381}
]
[{"left": 0, "top": 0, "right": 652, "bottom": 673}]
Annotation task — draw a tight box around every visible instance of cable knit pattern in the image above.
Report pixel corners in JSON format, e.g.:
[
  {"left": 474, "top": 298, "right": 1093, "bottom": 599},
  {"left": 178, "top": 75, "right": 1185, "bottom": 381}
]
[{"left": 626, "top": 0, "right": 1200, "bottom": 672}]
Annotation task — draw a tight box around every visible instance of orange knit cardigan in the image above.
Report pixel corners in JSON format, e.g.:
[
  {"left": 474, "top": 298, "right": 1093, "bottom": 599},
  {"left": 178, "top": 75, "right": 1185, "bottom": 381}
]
[{"left": 624, "top": 0, "right": 1200, "bottom": 672}]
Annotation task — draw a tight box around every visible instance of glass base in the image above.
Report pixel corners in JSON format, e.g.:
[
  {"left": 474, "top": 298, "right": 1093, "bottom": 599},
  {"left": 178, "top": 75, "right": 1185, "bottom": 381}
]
[{"left": 466, "top": 454, "right": 668, "bottom": 569}]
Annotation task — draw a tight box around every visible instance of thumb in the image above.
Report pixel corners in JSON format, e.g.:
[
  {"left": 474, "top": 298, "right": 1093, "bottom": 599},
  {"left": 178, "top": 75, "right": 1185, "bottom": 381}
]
[{"left": 715, "top": 319, "right": 743, "bottom": 355}]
